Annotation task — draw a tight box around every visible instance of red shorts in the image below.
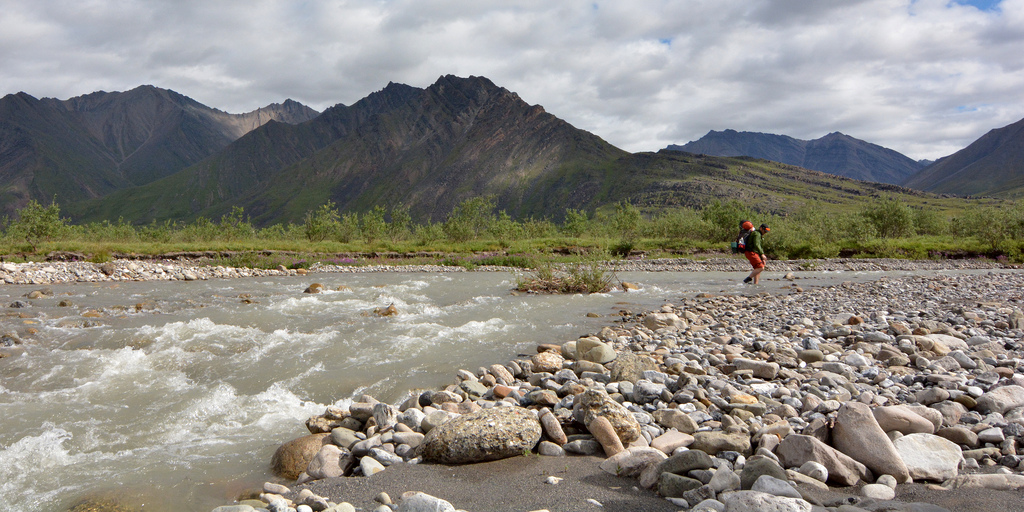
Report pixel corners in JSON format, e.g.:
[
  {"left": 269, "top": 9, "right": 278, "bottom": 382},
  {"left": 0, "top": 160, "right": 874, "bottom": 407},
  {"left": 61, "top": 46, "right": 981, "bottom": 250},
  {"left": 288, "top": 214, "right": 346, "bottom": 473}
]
[{"left": 745, "top": 251, "right": 764, "bottom": 269}]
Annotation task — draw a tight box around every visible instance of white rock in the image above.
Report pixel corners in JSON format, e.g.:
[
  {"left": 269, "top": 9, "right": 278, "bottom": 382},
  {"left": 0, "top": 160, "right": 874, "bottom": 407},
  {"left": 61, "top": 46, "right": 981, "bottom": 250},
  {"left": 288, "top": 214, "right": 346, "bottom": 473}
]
[
  {"left": 642, "top": 312, "right": 687, "bottom": 331},
  {"left": 876, "top": 474, "right": 898, "bottom": 489},
  {"left": 709, "top": 466, "right": 741, "bottom": 492},
  {"left": 360, "top": 456, "right": 386, "bottom": 476},
  {"left": 751, "top": 475, "right": 802, "bottom": 499},
  {"left": 861, "top": 483, "right": 896, "bottom": 500},
  {"left": 396, "top": 492, "right": 456, "bottom": 512},
  {"left": 976, "top": 386, "right": 1024, "bottom": 414},
  {"left": 721, "top": 491, "right": 812, "bottom": 512},
  {"left": 599, "top": 447, "right": 666, "bottom": 477},
  {"left": 692, "top": 499, "right": 726, "bottom": 511},
  {"left": 798, "top": 461, "right": 828, "bottom": 483},
  {"left": 893, "top": 433, "right": 964, "bottom": 482},
  {"left": 943, "top": 474, "right": 1024, "bottom": 490}
]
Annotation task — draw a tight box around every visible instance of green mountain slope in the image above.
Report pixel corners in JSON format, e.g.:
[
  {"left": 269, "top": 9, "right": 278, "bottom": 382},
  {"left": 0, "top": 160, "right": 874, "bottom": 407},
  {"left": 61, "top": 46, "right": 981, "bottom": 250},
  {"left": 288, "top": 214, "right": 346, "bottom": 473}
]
[
  {"left": 73, "top": 76, "right": 629, "bottom": 225},
  {"left": 0, "top": 92, "right": 130, "bottom": 214},
  {"left": 73, "top": 74, "right": 945, "bottom": 228},
  {"left": 0, "top": 86, "right": 318, "bottom": 218},
  {"left": 902, "top": 117, "right": 1024, "bottom": 197}
]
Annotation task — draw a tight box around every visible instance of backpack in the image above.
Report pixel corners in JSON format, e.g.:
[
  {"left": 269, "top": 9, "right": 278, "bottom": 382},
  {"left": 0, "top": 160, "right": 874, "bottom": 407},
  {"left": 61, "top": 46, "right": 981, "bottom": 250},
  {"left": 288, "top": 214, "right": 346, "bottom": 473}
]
[{"left": 732, "top": 229, "right": 753, "bottom": 254}]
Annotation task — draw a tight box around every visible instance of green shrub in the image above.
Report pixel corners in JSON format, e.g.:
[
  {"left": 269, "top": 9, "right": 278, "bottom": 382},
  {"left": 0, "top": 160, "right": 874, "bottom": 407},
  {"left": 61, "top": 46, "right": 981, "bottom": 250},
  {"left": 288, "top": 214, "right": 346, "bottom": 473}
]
[
  {"left": 609, "top": 240, "right": 634, "bottom": 258},
  {"left": 701, "top": 200, "right": 754, "bottom": 242},
  {"left": 89, "top": 249, "right": 112, "bottom": 263},
  {"left": 648, "top": 209, "right": 712, "bottom": 241},
  {"left": 444, "top": 196, "right": 496, "bottom": 242},
  {"left": 219, "top": 206, "right": 255, "bottom": 241},
  {"left": 912, "top": 208, "right": 949, "bottom": 236},
  {"left": 478, "top": 254, "right": 535, "bottom": 268},
  {"left": 562, "top": 208, "right": 589, "bottom": 237},
  {"left": 414, "top": 221, "right": 445, "bottom": 244},
  {"left": 304, "top": 201, "right": 340, "bottom": 242},
  {"left": 6, "top": 199, "right": 70, "bottom": 250},
  {"left": 387, "top": 204, "right": 411, "bottom": 241},
  {"left": 361, "top": 205, "right": 387, "bottom": 243},
  {"left": 515, "top": 260, "right": 611, "bottom": 294},
  {"left": 337, "top": 212, "right": 360, "bottom": 243},
  {"left": 861, "top": 196, "right": 915, "bottom": 238},
  {"left": 611, "top": 201, "right": 642, "bottom": 242}
]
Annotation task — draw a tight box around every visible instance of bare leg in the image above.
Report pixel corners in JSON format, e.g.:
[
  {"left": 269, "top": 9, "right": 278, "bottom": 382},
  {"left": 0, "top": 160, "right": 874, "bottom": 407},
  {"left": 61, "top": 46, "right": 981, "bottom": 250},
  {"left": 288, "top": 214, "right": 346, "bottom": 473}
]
[{"left": 748, "top": 267, "right": 764, "bottom": 284}]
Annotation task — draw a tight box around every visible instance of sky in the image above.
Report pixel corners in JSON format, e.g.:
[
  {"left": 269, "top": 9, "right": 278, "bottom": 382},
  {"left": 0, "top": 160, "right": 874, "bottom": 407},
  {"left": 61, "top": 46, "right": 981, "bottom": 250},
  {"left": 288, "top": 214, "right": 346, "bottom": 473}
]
[{"left": 1, "top": 0, "right": 1022, "bottom": 161}]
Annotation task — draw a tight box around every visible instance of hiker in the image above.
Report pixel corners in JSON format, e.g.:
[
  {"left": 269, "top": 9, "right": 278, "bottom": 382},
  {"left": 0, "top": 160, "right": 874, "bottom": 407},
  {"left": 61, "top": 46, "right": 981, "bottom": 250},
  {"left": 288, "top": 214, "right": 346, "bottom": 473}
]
[{"left": 741, "top": 222, "right": 770, "bottom": 284}]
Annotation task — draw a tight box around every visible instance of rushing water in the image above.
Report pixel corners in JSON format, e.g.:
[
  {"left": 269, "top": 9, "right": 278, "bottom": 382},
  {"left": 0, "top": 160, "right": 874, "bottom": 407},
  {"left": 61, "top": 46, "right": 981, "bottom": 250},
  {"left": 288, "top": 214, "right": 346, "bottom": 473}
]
[{"left": 0, "top": 268, "right": 976, "bottom": 511}]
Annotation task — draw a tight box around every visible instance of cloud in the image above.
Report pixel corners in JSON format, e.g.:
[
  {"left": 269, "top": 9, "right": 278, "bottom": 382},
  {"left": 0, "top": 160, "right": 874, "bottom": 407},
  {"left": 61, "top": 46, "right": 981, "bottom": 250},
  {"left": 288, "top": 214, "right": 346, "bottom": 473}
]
[{"left": 1, "top": 0, "right": 1022, "bottom": 160}]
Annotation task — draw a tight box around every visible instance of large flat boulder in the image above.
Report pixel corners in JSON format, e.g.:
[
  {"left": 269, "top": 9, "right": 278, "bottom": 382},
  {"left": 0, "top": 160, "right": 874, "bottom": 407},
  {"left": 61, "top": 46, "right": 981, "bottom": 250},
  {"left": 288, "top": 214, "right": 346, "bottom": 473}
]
[
  {"left": 419, "top": 407, "right": 541, "bottom": 464},
  {"left": 893, "top": 433, "right": 963, "bottom": 482}
]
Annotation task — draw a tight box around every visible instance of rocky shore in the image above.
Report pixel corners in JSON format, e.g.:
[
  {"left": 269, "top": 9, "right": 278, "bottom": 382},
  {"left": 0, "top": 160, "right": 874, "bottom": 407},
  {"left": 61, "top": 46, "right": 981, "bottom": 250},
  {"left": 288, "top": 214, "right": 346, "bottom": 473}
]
[
  {"left": 0, "top": 256, "right": 1014, "bottom": 285},
  {"left": 4, "top": 257, "right": 1023, "bottom": 511},
  {"left": 193, "top": 265, "right": 1024, "bottom": 512}
]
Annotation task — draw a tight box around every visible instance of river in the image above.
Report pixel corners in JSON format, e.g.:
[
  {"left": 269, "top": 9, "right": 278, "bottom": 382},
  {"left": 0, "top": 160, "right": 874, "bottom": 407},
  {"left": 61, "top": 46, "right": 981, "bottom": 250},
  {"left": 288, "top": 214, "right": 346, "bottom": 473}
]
[{"left": 0, "top": 268, "right": 975, "bottom": 511}]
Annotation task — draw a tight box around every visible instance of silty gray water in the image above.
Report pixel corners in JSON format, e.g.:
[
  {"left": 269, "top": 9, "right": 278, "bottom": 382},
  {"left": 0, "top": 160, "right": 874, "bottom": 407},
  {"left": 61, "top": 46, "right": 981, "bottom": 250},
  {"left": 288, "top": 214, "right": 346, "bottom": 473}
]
[{"left": 0, "top": 268, "right": 971, "bottom": 511}]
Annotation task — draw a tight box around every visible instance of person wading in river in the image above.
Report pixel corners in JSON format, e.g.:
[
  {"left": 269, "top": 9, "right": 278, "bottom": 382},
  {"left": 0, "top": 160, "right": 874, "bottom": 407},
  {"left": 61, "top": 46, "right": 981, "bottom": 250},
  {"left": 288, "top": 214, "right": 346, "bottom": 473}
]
[{"left": 742, "top": 222, "right": 770, "bottom": 284}]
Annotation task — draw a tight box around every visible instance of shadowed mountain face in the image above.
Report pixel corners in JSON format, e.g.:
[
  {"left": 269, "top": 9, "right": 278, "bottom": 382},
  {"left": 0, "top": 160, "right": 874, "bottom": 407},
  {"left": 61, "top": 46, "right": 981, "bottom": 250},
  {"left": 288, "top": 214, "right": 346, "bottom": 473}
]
[
  {"left": 0, "top": 86, "right": 318, "bottom": 217},
  {"left": 73, "top": 75, "right": 629, "bottom": 225},
  {"left": 902, "top": 117, "right": 1024, "bottom": 197},
  {"left": 667, "top": 130, "right": 925, "bottom": 185}
]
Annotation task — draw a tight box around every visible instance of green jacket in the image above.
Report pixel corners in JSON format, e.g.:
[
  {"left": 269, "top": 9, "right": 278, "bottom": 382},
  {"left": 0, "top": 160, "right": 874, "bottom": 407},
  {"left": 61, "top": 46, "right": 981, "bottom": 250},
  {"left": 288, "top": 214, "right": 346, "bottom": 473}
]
[{"left": 746, "top": 230, "right": 764, "bottom": 255}]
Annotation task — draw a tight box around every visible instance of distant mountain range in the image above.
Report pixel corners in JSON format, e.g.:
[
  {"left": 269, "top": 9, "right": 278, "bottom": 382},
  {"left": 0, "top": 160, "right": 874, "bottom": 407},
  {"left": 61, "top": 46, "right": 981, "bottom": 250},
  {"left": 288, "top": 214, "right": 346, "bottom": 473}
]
[
  {"left": 0, "top": 85, "right": 318, "bottom": 218},
  {"left": 666, "top": 130, "right": 928, "bottom": 185},
  {"left": 1, "top": 75, "right": 1022, "bottom": 226},
  {"left": 70, "top": 76, "right": 628, "bottom": 225}
]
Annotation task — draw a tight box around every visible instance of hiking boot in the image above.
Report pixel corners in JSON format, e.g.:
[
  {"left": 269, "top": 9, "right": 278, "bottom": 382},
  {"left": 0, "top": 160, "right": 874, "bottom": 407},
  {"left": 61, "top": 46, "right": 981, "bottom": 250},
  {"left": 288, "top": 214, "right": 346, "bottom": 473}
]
[{"left": 743, "top": 277, "right": 752, "bottom": 284}]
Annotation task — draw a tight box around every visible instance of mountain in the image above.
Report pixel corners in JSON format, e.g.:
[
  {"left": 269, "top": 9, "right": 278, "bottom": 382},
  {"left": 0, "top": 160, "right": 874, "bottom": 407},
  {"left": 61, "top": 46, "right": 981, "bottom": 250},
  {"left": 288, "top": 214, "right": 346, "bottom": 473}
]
[
  {"left": 667, "top": 130, "right": 925, "bottom": 185},
  {"left": 11, "top": 75, "right": 958, "bottom": 228},
  {"left": 902, "top": 117, "right": 1024, "bottom": 197},
  {"left": 0, "top": 86, "right": 318, "bottom": 218},
  {"left": 73, "top": 75, "right": 628, "bottom": 225}
]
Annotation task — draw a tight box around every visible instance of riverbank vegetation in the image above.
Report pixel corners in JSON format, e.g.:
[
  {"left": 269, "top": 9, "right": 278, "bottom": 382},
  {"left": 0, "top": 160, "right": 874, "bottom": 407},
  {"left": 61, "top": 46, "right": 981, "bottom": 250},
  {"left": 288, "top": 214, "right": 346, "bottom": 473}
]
[{"left": 1, "top": 195, "right": 1023, "bottom": 266}]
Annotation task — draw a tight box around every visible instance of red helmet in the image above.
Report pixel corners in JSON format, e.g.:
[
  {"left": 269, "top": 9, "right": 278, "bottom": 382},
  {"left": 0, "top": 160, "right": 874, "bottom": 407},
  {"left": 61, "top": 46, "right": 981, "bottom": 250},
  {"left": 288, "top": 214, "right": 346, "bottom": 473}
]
[{"left": 741, "top": 221, "right": 753, "bottom": 230}]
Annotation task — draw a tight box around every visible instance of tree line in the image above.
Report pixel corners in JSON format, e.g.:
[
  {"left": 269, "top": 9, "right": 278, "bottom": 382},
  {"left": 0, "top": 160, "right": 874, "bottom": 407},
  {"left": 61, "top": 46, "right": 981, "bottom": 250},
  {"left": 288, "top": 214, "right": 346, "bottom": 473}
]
[{"left": 2, "top": 195, "right": 1022, "bottom": 261}]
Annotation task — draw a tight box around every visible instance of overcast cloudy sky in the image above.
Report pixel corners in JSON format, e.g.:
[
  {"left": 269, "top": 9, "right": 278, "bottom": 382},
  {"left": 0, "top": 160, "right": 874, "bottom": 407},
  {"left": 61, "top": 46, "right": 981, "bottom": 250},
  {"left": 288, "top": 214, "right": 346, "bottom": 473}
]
[{"left": 2, "top": 0, "right": 1021, "bottom": 160}]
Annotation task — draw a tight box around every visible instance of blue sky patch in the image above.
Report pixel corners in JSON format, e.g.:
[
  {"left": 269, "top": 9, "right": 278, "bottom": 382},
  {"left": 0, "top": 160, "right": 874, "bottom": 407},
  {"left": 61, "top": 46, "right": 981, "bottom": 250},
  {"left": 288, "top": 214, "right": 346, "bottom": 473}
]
[{"left": 952, "top": 0, "right": 1001, "bottom": 11}]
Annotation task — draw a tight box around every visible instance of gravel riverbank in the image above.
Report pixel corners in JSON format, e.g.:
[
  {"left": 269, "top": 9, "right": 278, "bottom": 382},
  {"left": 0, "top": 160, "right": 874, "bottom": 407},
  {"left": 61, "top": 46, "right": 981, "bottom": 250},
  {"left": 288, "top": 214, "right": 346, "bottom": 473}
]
[
  {"left": 209, "top": 263, "right": 1024, "bottom": 512},
  {"left": 0, "top": 256, "right": 1015, "bottom": 285},
  {"left": 5, "top": 258, "right": 1023, "bottom": 512}
]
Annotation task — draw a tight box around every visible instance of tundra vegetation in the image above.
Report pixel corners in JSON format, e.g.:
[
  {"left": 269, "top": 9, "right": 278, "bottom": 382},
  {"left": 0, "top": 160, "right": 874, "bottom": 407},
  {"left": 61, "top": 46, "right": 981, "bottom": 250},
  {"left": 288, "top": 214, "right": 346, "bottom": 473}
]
[{"left": 2, "top": 195, "right": 1023, "bottom": 271}]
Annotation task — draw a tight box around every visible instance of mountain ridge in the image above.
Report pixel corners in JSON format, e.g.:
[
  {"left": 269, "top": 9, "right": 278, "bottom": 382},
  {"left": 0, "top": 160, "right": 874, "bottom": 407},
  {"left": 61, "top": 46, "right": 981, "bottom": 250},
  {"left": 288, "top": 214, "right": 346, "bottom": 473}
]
[
  {"left": 0, "top": 86, "right": 319, "bottom": 218},
  {"left": 72, "top": 75, "right": 628, "bottom": 225},
  {"left": 5, "top": 75, "right": 1022, "bottom": 227},
  {"left": 667, "top": 129, "right": 926, "bottom": 184}
]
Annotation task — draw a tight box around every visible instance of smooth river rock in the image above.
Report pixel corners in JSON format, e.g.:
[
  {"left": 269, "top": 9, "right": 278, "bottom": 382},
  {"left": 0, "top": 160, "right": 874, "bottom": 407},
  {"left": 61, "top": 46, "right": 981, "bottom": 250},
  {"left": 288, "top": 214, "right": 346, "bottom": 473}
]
[
  {"left": 893, "top": 433, "right": 964, "bottom": 482},
  {"left": 975, "top": 385, "right": 1024, "bottom": 414},
  {"left": 832, "top": 402, "right": 910, "bottom": 483},
  {"left": 271, "top": 433, "right": 332, "bottom": 480},
  {"left": 776, "top": 434, "right": 871, "bottom": 486}
]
